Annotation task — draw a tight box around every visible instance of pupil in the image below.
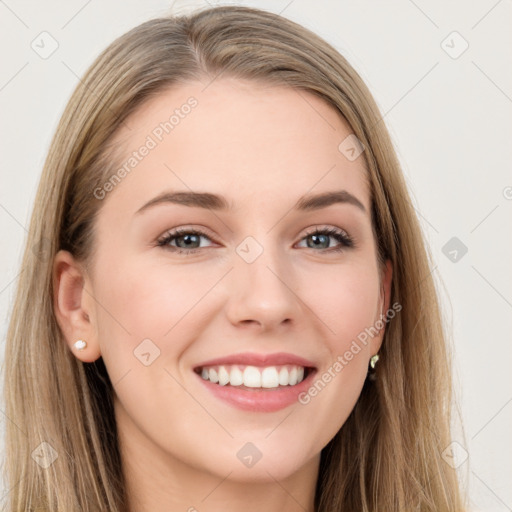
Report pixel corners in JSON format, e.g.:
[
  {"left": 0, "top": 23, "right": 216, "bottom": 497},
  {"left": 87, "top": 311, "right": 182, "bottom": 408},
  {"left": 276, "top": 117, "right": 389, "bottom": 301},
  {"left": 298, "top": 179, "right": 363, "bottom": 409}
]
[
  {"left": 309, "top": 234, "right": 328, "bottom": 249},
  {"left": 180, "top": 234, "right": 198, "bottom": 247}
]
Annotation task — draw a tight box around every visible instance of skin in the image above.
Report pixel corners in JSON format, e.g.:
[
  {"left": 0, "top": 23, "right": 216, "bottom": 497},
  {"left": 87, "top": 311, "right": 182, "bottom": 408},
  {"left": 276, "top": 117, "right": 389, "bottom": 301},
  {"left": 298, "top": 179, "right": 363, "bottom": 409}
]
[{"left": 53, "top": 78, "right": 392, "bottom": 512}]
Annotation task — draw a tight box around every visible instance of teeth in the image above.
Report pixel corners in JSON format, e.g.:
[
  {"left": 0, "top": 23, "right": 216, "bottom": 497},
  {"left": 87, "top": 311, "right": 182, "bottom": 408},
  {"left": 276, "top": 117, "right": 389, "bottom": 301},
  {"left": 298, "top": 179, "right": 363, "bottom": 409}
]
[
  {"left": 289, "top": 366, "right": 298, "bottom": 386},
  {"left": 218, "top": 366, "right": 230, "bottom": 386},
  {"left": 278, "top": 367, "right": 288, "bottom": 386},
  {"left": 208, "top": 368, "right": 219, "bottom": 384},
  {"left": 243, "top": 366, "right": 261, "bottom": 387},
  {"left": 198, "top": 364, "right": 308, "bottom": 388},
  {"left": 230, "top": 366, "right": 244, "bottom": 386},
  {"left": 261, "top": 367, "right": 279, "bottom": 388}
]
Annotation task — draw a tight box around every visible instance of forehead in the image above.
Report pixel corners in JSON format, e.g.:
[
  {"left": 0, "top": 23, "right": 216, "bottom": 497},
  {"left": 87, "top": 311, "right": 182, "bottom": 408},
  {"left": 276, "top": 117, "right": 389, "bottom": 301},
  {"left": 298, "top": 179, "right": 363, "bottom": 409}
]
[{"left": 103, "top": 78, "right": 370, "bottom": 216}]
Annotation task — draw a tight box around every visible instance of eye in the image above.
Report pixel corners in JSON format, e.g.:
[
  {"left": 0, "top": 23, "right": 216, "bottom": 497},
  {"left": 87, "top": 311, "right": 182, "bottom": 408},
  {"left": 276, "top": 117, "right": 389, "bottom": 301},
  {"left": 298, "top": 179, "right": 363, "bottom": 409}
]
[
  {"left": 157, "top": 225, "right": 354, "bottom": 255},
  {"left": 296, "top": 227, "right": 354, "bottom": 253},
  {"left": 156, "top": 227, "right": 215, "bottom": 254}
]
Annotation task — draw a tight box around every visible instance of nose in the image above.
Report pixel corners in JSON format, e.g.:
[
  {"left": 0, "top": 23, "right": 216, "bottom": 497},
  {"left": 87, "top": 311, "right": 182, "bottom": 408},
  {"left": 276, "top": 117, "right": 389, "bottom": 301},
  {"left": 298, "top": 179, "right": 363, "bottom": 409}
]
[{"left": 225, "top": 243, "right": 302, "bottom": 332}]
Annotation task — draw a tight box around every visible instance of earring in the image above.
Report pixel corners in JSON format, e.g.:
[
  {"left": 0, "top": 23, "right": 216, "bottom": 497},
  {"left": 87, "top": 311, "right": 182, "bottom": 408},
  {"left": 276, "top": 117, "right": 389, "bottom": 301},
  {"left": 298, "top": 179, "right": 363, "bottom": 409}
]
[
  {"left": 74, "top": 339, "right": 87, "bottom": 351},
  {"left": 368, "top": 354, "right": 379, "bottom": 382}
]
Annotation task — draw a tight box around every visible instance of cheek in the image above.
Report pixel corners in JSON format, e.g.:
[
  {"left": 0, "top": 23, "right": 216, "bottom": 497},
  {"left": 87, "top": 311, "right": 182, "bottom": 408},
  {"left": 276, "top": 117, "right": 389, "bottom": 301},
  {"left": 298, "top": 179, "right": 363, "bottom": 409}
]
[
  {"left": 92, "top": 254, "right": 223, "bottom": 360},
  {"left": 302, "top": 260, "right": 380, "bottom": 349},
  {"left": 295, "top": 265, "right": 379, "bottom": 446}
]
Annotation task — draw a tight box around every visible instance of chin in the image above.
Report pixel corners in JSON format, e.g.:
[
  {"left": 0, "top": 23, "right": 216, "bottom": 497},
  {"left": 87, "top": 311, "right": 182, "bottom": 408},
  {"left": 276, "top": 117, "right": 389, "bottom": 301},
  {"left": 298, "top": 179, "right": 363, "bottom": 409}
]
[{"left": 198, "top": 439, "right": 318, "bottom": 484}]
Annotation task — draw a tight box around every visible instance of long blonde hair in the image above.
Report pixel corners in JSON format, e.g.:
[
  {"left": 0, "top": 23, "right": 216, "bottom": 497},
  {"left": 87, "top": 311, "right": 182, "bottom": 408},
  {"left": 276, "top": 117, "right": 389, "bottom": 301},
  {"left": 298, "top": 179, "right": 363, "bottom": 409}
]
[{"left": 2, "top": 6, "right": 464, "bottom": 511}]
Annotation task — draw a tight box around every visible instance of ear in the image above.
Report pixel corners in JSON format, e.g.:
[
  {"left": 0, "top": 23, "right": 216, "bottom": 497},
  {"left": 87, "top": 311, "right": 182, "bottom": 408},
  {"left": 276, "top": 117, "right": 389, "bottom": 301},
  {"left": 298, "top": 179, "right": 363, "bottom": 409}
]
[
  {"left": 53, "top": 250, "right": 101, "bottom": 362},
  {"left": 372, "top": 259, "right": 393, "bottom": 355}
]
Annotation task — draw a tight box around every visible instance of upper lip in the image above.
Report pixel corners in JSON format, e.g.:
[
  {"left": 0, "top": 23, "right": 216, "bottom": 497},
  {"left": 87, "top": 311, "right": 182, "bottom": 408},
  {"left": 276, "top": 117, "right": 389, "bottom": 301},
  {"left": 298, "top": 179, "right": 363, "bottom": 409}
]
[{"left": 194, "top": 352, "right": 317, "bottom": 369}]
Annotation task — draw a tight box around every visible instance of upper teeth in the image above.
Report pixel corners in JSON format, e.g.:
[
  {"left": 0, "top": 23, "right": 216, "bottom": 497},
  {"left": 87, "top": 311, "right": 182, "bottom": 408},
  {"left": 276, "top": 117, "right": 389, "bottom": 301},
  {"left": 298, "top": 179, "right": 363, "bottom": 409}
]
[{"left": 199, "top": 365, "right": 306, "bottom": 388}]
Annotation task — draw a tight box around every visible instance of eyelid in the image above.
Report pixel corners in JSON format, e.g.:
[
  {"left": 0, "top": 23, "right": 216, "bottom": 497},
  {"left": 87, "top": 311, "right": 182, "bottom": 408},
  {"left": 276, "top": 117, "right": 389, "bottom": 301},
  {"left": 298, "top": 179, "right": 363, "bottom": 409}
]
[
  {"left": 156, "top": 225, "right": 218, "bottom": 247},
  {"left": 298, "top": 226, "right": 355, "bottom": 250},
  {"left": 302, "top": 225, "right": 351, "bottom": 240}
]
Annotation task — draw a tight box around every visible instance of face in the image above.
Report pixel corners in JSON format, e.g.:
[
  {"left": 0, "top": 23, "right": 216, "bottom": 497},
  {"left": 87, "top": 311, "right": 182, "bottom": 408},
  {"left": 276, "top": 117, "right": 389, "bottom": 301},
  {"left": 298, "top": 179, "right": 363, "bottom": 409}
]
[{"left": 56, "top": 78, "right": 392, "bottom": 488}]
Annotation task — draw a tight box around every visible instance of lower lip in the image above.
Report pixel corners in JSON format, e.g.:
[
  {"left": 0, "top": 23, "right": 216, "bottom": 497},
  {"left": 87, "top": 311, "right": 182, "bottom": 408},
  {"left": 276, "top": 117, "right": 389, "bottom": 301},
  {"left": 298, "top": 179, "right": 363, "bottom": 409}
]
[{"left": 195, "top": 369, "right": 317, "bottom": 412}]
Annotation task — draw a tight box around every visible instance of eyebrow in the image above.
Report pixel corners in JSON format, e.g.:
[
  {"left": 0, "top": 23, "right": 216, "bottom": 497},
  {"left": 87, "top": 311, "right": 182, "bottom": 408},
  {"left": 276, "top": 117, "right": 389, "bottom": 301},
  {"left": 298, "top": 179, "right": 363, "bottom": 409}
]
[{"left": 135, "top": 189, "right": 366, "bottom": 215}]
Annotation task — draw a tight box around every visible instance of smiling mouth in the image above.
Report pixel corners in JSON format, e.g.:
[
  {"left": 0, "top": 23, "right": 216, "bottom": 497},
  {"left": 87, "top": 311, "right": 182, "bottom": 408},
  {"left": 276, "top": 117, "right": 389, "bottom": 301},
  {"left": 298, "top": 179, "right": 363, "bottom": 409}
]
[{"left": 194, "top": 364, "right": 315, "bottom": 389}]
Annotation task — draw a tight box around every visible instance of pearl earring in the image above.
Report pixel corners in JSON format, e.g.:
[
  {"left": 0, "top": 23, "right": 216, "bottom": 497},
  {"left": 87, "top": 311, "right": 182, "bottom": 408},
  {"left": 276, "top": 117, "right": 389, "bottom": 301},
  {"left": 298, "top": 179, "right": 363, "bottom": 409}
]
[{"left": 74, "top": 339, "right": 87, "bottom": 351}]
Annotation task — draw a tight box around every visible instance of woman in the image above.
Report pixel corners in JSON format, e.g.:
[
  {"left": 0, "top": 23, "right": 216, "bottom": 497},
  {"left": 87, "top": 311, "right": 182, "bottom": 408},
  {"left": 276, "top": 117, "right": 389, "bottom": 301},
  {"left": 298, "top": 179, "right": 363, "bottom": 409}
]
[{"left": 2, "top": 5, "right": 465, "bottom": 511}]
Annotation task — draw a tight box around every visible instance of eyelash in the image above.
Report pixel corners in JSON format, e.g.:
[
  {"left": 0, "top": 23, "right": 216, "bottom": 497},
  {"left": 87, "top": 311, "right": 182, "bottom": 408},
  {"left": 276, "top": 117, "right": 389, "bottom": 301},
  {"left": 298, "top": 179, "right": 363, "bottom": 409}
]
[{"left": 156, "top": 226, "right": 355, "bottom": 255}]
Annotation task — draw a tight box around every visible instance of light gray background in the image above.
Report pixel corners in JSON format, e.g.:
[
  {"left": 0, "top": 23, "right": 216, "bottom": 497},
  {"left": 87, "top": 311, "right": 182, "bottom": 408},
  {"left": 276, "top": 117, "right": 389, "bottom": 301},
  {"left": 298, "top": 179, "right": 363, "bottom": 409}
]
[{"left": 1, "top": 0, "right": 511, "bottom": 509}]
